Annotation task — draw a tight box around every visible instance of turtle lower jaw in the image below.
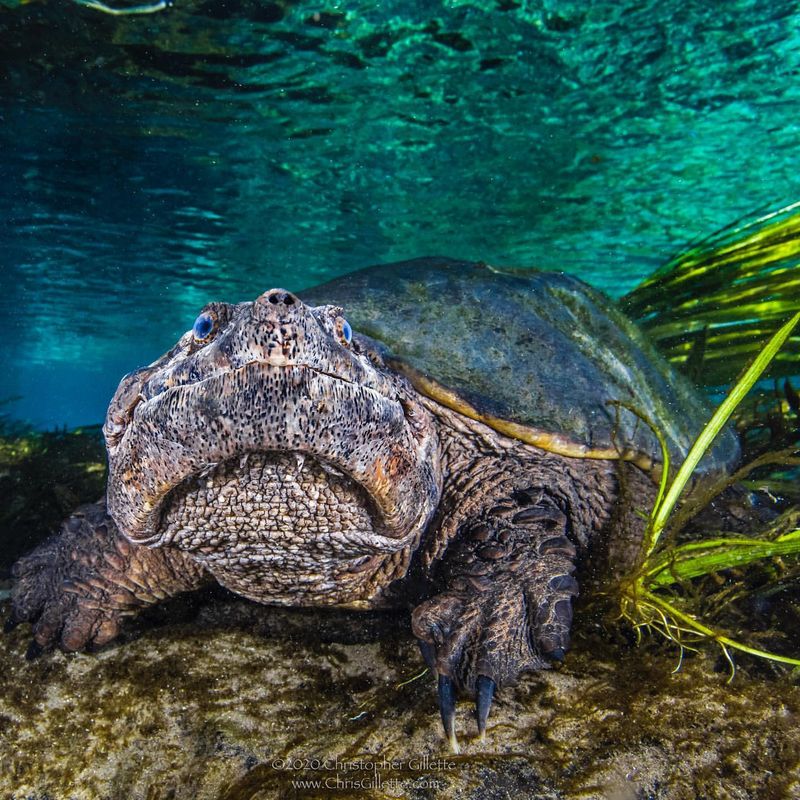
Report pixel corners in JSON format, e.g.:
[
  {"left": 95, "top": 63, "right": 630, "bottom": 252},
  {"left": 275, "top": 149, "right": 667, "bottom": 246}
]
[
  {"left": 157, "top": 450, "right": 378, "bottom": 549},
  {"left": 151, "top": 451, "right": 417, "bottom": 605}
]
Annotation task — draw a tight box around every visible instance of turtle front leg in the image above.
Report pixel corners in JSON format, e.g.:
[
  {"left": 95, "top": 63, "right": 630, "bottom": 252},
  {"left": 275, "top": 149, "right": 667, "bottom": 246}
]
[
  {"left": 411, "top": 500, "right": 578, "bottom": 749},
  {"left": 5, "top": 501, "right": 209, "bottom": 656}
]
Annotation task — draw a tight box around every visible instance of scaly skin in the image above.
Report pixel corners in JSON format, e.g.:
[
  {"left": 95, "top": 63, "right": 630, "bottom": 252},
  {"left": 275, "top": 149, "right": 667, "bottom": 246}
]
[
  {"left": 8, "top": 501, "right": 207, "bottom": 655},
  {"left": 7, "top": 286, "right": 650, "bottom": 746},
  {"left": 405, "top": 403, "right": 630, "bottom": 743}
]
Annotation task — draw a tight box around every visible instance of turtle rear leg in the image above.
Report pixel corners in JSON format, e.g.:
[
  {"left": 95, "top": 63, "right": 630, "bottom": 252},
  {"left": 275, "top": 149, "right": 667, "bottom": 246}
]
[
  {"left": 412, "top": 500, "right": 578, "bottom": 749},
  {"left": 6, "top": 501, "right": 208, "bottom": 655}
]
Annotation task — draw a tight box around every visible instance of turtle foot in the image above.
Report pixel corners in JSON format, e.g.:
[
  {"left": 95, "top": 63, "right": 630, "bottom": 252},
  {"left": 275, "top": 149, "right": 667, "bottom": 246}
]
[
  {"left": 7, "top": 503, "right": 134, "bottom": 653},
  {"left": 6, "top": 501, "right": 207, "bottom": 655},
  {"left": 411, "top": 506, "right": 579, "bottom": 746},
  {"left": 412, "top": 572, "right": 576, "bottom": 747}
]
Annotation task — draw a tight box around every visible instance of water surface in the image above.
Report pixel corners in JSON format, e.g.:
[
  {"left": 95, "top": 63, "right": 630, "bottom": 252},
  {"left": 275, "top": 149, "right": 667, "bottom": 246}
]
[{"left": 1, "top": 0, "right": 798, "bottom": 427}]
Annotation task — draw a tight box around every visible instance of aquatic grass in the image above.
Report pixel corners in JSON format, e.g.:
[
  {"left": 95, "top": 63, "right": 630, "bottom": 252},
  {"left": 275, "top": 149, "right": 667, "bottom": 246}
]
[
  {"left": 643, "top": 531, "right": 800, "bottom": 587},
  {"left": 622, "top": 201, "right": 800, "bottom": 387},
  {"left": 654, "top": 446, "right": 800, "bottom": 550},
  {"left": 619, "top": 311, "right": 800, "bottom": 672}
]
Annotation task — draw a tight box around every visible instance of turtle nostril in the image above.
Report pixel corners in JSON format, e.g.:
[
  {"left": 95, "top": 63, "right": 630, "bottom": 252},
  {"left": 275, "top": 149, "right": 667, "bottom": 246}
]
[{"left": 263, "top": 289, "right": 298, "bottom": 307}]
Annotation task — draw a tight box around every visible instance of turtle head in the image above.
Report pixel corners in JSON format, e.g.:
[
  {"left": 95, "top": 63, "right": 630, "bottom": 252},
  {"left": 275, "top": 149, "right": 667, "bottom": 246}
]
[{"left": 103, "top": 288, "right": 441, "bottom": 605}]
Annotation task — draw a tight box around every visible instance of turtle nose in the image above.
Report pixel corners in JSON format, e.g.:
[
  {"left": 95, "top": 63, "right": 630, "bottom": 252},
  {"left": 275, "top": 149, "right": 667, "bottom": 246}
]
[{"left": 257, "top": 288, "right": 298, "bottom": 308}]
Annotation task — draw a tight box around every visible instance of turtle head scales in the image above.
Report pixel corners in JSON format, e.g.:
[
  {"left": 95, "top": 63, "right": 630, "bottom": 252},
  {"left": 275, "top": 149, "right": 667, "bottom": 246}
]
[{"left": 102, "top": 288, "right": 442, "bottom": 606}]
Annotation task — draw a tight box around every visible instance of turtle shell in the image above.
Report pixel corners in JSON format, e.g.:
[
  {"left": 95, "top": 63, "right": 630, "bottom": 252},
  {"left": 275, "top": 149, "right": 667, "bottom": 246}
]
[{"left": 300, "top": 257, "right": 739, "bottom": 475}]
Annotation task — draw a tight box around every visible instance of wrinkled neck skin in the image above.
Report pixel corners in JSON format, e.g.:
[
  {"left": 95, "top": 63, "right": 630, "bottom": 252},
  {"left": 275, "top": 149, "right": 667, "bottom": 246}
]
[
  {"left": 102, "top": 290, "right": 442, "bottom": 608},
  {"left": 415, "top": 397, "right": 623, "bottom": 574}
]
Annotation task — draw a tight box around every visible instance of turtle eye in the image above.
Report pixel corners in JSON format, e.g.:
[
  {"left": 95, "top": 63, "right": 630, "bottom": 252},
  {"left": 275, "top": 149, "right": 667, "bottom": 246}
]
[
  {"left": 192, "top": 312, "right": 215, "bottom": 341},
  {"left": 336, "top": 317, "right": 353, "bottom": 347}
]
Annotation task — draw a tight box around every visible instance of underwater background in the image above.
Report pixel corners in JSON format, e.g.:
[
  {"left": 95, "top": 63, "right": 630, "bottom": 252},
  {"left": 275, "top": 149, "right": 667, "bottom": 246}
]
[
  {"left": 1, "top": 0, "right": 799, "bottom": 429},
  {"left": 4, "top": 4, "right": 800, "bottom": 799}
]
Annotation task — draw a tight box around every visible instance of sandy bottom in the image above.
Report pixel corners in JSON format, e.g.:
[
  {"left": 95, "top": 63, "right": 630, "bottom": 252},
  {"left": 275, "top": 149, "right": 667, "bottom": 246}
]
[{"left": 1, "top": 591, "right": 798, "bottom": 800}]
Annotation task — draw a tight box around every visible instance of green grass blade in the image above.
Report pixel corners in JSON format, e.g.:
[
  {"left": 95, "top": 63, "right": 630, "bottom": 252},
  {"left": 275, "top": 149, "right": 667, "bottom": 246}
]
[
  {"left": 647, "top": 531, "right": 800, "bottom": 586},
  {"left": 649, "top": 312, "right": 800, "bottom": 546},
  {"left": 606, "top": 400, "right": 671, "bottom": 561},
  {"left": 622, "top": 201, "right": 800, "bottom": 386}
]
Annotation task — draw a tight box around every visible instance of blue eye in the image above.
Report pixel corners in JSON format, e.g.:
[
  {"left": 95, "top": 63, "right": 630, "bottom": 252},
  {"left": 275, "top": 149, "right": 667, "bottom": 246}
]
[
  {"left": 340, "top": 319, "right": 352, "bottom": 345},
  {"left": 192, "top": 313, "right": 215, "bottom": 340}
]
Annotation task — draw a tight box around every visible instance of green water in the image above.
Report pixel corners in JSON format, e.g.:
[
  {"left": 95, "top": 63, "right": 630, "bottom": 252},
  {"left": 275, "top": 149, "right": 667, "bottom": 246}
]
[{"left": 1, "top": 0, "right": 799, "bottom": 427}]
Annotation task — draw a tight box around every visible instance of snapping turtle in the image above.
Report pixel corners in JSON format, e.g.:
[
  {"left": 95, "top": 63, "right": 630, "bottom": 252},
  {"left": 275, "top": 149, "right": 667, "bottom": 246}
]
[{"left": 6, "top": 257, "right": 738, "bottom": 748}]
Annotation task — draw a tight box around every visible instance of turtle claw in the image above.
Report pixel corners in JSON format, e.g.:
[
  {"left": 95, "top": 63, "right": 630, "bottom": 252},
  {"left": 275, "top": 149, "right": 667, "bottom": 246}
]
[
  {"left": 418, "top": 640, "right": 436, "bottom": 669},
  {"left": 437, "top": 674, "right": 459, "bottom": 753},
  {"left": 548, "top": 647, "right": 566, "bottom": 663},
  {"left": 475, "top": 675, "right": 496, "bottom": 740}
]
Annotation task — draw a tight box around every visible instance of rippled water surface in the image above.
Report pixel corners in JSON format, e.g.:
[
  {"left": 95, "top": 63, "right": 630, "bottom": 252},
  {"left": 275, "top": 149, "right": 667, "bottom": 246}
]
[{"left": 1, "top": 0, "right": 799, "bottom": 426}]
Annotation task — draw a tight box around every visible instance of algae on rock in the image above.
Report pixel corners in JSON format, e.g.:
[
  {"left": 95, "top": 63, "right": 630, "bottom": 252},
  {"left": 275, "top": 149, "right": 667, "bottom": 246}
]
[
  {"left": 0, "top": 422, "right": 107, "bottom": 579},
  {"left": 2, "top": 588, "right": 800, "bottom": 799}
]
